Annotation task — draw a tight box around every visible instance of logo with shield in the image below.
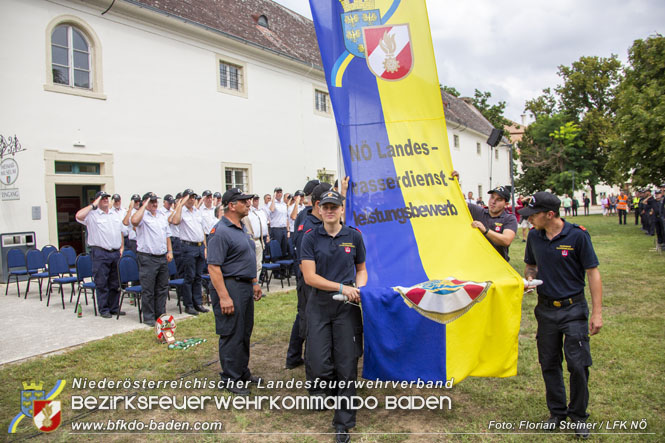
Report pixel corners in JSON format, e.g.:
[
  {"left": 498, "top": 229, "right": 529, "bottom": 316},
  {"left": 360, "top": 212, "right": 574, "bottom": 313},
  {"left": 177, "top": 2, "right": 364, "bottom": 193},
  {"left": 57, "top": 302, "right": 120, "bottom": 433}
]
[
  {"left": 20, "top": 381, "right": 45, "bottom": 418},
  {"left": 340, "top": 4, "right": 381, "bottom": 57},
  {"left": 363, "top": 24, "right": 414, "bottom": 81},
  {"left": 33, "top": 400, "right": 62, "bottom": 432}
]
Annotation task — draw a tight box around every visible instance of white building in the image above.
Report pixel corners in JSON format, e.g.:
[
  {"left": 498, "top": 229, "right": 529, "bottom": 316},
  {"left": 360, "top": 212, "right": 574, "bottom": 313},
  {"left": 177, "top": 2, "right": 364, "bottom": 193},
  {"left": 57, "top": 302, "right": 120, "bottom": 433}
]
[{"left": 0, "top": 0, "right": 511, "bottom": 254}]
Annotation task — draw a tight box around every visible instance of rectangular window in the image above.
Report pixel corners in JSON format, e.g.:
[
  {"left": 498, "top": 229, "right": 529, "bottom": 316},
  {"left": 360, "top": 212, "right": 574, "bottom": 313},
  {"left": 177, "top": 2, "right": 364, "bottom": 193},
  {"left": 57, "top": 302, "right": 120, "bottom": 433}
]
[
  {"left": 315, "top": 89, "right": 329, "bottom": 113},
  {"left": 54, "top": 161, "right": 100, "bottom": 175},
  {"left": 317, "top": 168, "right": 335, "bottom": 184},
  {"left": 478, "top": 185, "right": 483, "bottom": 198},
  {"left": 225, "top": 167, "right": 248, "bottom": 191},
  {"left": 495, "top": 148, "right": 499, "bottom": 160},
  {"left": 476, "top": 142, "right": 481, "bottom": 155},
  {"left": 216, "top": 55, "right": 247, "bottom": 97},
  {"left": 453, "top": 134, "right": 460, "bottom": 149}
]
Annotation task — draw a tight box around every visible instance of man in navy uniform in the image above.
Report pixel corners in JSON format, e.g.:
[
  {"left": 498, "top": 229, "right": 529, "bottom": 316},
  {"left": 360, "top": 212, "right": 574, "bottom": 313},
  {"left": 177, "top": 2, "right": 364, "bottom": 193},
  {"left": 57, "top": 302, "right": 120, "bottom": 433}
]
[
  {"left": 207, "top": 188, "right": 263, "bottom": 395},
  {"left": 131, "top": 192, "right": 173, "bottom": 326},
  {"left": 519, "top": 192, "right": 603, "bottom": 438},
  {"left": 170, "top": 189, "right": 209, "bottom": 315},
  {"left": 75, "top": 191, "right": 125, "bottom": 318},
  {"left": 301, "top": 189, "right": 367, "bottom": 443}
]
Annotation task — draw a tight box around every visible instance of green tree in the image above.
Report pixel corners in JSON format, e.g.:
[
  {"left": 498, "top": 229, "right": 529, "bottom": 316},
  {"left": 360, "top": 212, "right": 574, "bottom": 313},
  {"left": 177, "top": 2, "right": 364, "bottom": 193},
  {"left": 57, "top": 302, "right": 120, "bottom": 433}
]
[
  {"left": 440, "top": 85, "right": 461, "bottom": 97},
  {"left": 472, "top": 89, "right": 512, "bottom": 130},
  {"left": 613, "top": 34, "right": 665, "bottom": 186},
  {"left": 524, "top": 88, "right": 557, "bottom": 118}
]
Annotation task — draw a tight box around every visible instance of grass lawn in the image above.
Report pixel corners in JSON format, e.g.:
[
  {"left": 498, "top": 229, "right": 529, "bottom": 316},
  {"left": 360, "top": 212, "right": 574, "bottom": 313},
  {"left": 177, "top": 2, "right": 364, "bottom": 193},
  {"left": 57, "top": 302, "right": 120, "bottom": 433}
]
[{"left": 2, "top": 214, "right": 663, "bottom": 441}]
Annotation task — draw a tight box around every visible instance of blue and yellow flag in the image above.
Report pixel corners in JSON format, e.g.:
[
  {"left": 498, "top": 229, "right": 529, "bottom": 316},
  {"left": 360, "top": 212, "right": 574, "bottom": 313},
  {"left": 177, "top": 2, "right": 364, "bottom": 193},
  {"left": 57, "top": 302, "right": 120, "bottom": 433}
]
[{"left": 310, "top": 0, "right": 524, "bottom": 383}]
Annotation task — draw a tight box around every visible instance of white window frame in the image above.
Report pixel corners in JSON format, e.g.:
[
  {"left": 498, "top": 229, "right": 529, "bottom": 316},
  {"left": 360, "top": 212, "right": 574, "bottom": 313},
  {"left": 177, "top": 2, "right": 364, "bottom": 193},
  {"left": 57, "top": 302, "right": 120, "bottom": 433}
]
[
  {"left": 495, "top": 148, "right": 500, "bottom": 160},
  {"left": 476, "top": 142, "right": 481, "bottom": 155},
  {"left": 314, "top": 87, "right": 331, "bottom": 116},
  {"left": 222, "top": 162, "right": 252, "bottom": 192},
  {"left": 44, "top": 15, "right": 105, "bottom": 100},
  {"left": 216, "top": 55, "right": 248, "bottom": 98}
]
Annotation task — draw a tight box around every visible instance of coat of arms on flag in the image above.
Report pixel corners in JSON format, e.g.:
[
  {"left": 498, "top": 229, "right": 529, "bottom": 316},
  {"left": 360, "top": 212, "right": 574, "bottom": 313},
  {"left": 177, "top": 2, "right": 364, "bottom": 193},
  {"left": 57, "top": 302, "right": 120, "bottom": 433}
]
[
  {"left": 363, "top": 24, "right": 413, "bottom": 80},
  {"left": 33, "top": 400, "right": 62, "bottom": 432},
  {"left": 339, "top": 0, "right": 381, "bottom": 57},
  {"left": 394, "top": 278, "right": 491, "bottom": 324}
]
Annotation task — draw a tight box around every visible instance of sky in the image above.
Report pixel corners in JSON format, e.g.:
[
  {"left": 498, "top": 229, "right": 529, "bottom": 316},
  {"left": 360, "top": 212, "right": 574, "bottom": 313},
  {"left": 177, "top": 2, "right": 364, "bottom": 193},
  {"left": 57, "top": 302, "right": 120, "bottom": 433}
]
[{"left": 274, "top": 0, "right": 665, "bottom": 124}]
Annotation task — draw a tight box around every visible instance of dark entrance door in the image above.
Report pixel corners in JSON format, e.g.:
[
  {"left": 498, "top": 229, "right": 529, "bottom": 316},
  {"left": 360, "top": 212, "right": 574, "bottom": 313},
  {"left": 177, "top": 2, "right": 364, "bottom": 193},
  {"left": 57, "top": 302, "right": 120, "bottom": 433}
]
[{"left": 56, "top": 185, "right": 100, "bottom": 254}]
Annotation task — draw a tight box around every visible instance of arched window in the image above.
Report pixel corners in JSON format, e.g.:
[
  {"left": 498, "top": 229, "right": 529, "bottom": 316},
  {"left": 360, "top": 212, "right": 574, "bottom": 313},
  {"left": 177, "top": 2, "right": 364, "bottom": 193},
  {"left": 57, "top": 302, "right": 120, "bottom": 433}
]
[
  {"left": 45, "top": 15, "right": 105, "bottom": 100},
  {"left": 51, "top": 24, "right": 91, "bottom": 89},
  {"left": 257, "top": 15, "right": 268, "bottom": 28}
]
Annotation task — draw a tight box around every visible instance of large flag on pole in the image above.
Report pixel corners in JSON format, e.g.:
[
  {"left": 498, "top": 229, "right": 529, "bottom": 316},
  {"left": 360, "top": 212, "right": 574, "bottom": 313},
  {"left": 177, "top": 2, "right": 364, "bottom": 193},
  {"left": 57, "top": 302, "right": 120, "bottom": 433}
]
[{"left": 309, "top": 0, "right": 524, "bottom": 383}]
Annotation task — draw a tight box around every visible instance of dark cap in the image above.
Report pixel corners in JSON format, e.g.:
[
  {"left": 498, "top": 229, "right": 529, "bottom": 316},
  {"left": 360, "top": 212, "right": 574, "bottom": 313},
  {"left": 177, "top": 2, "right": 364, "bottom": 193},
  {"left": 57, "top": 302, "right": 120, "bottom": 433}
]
[
  {"left": 517, "top": 192, "right": 561, "bottom": 217},
  {"left": 311, "top": 182, "right": 333, "bottom": 203},
  {"left": 488, "top": 185, "right": 511, "bottom": 201},
  {"left": 213, "top": 192, "right": 222, "bottom": 199},
  {"left": 163, "top": 194, "right": 175, "bottom": 203},
  {"left": 319, "top": 190, "right": 344, "bottom": 206},
  {"left": 294, "top": 190, "right": 305, "bottom": 197},
  {"left": 303, "top": 179, "right": 321, "bottom": 196},
  {"left": 95, "top": 191, "right": 111, "bottom": 199},
  {"left": 112, "top": 193, "right": 121, "bottom": 201},
  {"left": 274, "top": 187, "right": 283, "bottom": 192},
  {"left": 175, "top": 192, "right": 183, "bottom": 200},
  {"left": 222, "top": 188, "right": 254, "bottom": 206},
  {"left": 131, "top": 193, "right": 141, "bottom": 202},
  {"left": 182, "top": 189, "right": 198, "bottom": 199},
  {"left": 656, "top": 190, "right": 663, "bottom": 195},
  {"left": 202, "top": 190, "right": 212, "bottom": 197},
  {"left": 142, "top": 192, "right": 159, "bottom": 202}
]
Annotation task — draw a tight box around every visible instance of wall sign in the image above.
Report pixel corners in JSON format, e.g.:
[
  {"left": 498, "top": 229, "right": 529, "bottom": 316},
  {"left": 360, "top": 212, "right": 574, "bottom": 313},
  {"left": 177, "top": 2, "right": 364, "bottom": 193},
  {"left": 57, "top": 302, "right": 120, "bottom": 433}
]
[{"left": 0, "top": 158, "right": 19, "bottom": 186}]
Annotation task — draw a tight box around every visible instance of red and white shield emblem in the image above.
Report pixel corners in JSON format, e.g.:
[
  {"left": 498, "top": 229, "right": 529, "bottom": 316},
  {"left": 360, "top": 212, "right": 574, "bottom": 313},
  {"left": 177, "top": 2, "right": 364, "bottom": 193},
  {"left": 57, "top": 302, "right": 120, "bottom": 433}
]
[
  {"left": 33, "top": 400, "right": 61, "bottom": 432},
  {"left": 345, "top": 247, "right": 351, "bottom": 253},
  {"left": 562, "top": 250, "right": 568, "bottom": 257},
  {"left": 363, "top": 24, "right": 413, "bottom": 81},
  {"left": 495, "top": 226, "right": 501, "bottom": 232}
]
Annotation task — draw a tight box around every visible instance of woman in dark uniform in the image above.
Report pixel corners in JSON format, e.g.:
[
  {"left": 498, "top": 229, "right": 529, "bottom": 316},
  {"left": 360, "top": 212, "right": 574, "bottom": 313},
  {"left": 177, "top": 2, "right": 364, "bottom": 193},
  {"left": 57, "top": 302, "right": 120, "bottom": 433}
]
[{"left": 300, "top": 189, "right": 367, "bottom": 443}]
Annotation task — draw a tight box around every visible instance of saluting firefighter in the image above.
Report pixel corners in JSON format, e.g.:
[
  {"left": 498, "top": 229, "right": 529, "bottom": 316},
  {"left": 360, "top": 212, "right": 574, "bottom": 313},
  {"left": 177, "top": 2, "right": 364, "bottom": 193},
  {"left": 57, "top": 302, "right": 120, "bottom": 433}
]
[{"left": 300, "top": 189, "right": 367, "bottom": 443}]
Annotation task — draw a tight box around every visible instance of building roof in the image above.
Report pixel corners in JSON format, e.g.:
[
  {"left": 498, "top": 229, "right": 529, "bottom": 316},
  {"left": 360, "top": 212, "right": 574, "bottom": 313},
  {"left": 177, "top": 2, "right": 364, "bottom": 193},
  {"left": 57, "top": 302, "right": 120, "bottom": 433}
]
[
  {"left": 504, "top": 119, "right": 526, "bottom": 144},
  {"left": 127, "top": 0, "right": 322, "bottom": 68},
  {"left": 440, "top": 90, "right": 496, "bottom": 137}
]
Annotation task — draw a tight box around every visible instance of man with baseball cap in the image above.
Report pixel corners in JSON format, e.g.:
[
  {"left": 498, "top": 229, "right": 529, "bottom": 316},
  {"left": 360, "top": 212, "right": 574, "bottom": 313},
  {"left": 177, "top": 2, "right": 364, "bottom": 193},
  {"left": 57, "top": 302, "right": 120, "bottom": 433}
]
[
  {"left": 268, "top": 187, "right": 289, "bottom": 260},
  {"left": 519, "top": 191, "right": 603, "bottom": 438},
  {"left": 170, "top": 189, "right": 209, "bottom": 315},
  {"left": 75, "top": 191, "right": 125, "bottom": 318},
  {"left": 207, "top": 187, "right": 263, "bottom": 395},
  {"left": 122, "top": 194, "right": 142, "bottom": 253},
  {"left": 200, "top": 190, "right": 217, "bottom": 242},
  {"left": 245, "top": 194, "right": 269, "bottom": 281},
  {"left": 131, "top": 192, "right": 173, "bottom": 326}
]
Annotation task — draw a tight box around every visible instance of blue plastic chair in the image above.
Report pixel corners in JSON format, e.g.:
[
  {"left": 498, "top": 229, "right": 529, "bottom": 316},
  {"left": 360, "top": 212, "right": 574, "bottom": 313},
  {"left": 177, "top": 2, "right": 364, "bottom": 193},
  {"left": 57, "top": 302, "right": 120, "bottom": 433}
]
[
  {"left": 269, "top": 240, "right": 293, "bottom": 286},
  {"left": 117, "top": 256, "right": 142, "bottom": 322},
  {"left": 25, "top": 249, "right": 49, "bottom": 300},
  {"left": 5, "top": 248, "right": 27, "bottom": 297},
  {"left": 60, "top": 245, "right": 78, "bottom": 275},
  {"left": 260, "top": 261, "right": 281, "bottom": 292},
  {"left": 75, "top": 254, "right": 97, "bottom": 316},
  {"left": 45, "top": 252, "right": 77, "bottom": 310},
  {"left": 41, "top": 245, "right": 57, "bottom": 263},
  {"left": 167, "top": 259, "right": 183, "bottom": 313},
  {"left": 122, "top": 250, "right": 137, "bottom": 259}
]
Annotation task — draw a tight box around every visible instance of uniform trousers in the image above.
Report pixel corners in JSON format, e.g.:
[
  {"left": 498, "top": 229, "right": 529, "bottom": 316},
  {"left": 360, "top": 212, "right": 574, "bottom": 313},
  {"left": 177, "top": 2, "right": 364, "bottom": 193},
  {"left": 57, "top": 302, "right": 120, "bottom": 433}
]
[
  {"left": 181, "top": 242, "right": 205, "bottom": 308},
  {"left": 634, "top": 208, "right": 639, "bottom": 225},
  {"left": 137, "top": 252, "right": 169, "bottom": 323},
  {"left": 211, "top": 279, "right": 254, "bottom": 383},
  {"left": 617, "top": 209, "right": 627, "bottom": 224},
  {"left": 306, "top": 289, "right": 363, "bottom": 429},
  {"left": 535, "top": 297, "right": 592, "bottom": 422},
  {"left": 91, "top": 247, "right": 120, "bottom": 315},
  {"left": 655, "top": 217, "right": 665, "bottom": 245},
  {"left": 286, "top": 278, "right": 307, "bottom": 367}
]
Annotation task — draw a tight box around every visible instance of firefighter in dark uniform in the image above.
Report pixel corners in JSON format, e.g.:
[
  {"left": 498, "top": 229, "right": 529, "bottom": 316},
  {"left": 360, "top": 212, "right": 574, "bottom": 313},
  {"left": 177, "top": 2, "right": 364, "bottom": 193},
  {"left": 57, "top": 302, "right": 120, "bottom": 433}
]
[
  {"left": 207, "top": 188, "right": 263, "bottom": 396},
  {"left": 518, "top": 192, "right": 603, "bottom": 439},
  {"left": 301, "top": 189, "right": 367, "bottom": 443}
]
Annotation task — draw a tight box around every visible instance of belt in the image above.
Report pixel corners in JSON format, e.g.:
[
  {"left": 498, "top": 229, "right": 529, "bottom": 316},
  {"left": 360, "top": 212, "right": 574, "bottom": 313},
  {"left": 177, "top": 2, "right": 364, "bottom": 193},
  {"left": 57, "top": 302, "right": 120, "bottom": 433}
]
[
  {"left": 272, "top": 226, "right": 287, "bottom": 230},
  {"left": 224, "top": 276, "right": 254, "bottom": 284},
  {"left": 91, "top": 246, "right": 119, "bottom": 253},
  {"left": 538, "top": 293, "right": 585, "bottom": 308},
  {"left": 182, "top": 240, "right": 203, "bottom": 247},
  {"left": 138, "top": 251, "right": 166, "bottom": 258}
]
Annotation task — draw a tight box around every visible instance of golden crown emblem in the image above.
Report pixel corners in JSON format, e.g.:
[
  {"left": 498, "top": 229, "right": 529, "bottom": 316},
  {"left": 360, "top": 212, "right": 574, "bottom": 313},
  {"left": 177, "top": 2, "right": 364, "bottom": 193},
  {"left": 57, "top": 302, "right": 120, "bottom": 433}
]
[
  {"left": 23, "top": 381, "right": 44, "bottom": 390},
  {"left": 339, "top": 0, "right": 376, "bottom": 12}
]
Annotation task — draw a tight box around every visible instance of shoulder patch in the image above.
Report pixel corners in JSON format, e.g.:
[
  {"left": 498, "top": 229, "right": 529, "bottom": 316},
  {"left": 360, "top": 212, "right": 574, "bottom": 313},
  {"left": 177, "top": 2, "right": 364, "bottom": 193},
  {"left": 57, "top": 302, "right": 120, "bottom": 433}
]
[
  {"left": 348, "top": 225, "right": 361, "bottom": 233},
  {"left": 210, "top": 227, "right": 215, "bottom": 234},
  {"left": 298, "top": 224, "right": 304, "bottom": 231},
  {"left": 305, "top": 228, "right": 313, "bottom": 234},
  {"left": 577, "top": 225, "right": 587, "bottom": 231}
]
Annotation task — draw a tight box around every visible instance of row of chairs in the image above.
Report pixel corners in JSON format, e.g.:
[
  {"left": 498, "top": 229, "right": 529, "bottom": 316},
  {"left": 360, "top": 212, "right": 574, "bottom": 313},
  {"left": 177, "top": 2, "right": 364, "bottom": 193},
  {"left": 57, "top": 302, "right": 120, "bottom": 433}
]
[{"left": 261, "top": 239, "right": 294, "bottom": 292}]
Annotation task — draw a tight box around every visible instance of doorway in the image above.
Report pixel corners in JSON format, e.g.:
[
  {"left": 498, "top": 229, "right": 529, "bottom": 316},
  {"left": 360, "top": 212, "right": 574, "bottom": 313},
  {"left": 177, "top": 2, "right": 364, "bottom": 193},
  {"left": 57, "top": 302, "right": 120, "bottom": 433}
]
[{"left": 55, "top": 184, "right": 100, "bottom": 254}]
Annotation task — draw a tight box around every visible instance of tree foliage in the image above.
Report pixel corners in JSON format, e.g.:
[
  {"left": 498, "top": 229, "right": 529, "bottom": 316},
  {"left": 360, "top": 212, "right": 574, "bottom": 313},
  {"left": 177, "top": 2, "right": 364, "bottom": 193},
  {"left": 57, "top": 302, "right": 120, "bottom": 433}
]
[
  {"left": 612, "top": 34, "right": 665, "bottom": 186},
  {"left": 440, "top": 85, "right": 461, "bottom": 97},
  {"left": 472, "top": 89, "right": 512, "bottom": 130}
]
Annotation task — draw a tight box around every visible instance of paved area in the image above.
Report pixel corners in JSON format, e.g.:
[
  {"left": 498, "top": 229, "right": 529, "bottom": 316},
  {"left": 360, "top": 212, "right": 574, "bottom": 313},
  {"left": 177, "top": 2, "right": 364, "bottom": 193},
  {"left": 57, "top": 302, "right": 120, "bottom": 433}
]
[{"left": 0, "top": 279, "right": 296, "bottom": 365}]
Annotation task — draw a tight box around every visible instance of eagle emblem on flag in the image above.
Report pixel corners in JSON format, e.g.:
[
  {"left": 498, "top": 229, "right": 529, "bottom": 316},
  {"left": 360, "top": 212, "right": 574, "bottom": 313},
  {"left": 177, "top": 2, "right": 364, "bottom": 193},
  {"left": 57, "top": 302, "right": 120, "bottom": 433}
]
[
  {"left": 394, "top": 278, "right": 491, "bottom": 324},
  {"left": 363, "top": 24, "right": 413, "bottom": 81}
]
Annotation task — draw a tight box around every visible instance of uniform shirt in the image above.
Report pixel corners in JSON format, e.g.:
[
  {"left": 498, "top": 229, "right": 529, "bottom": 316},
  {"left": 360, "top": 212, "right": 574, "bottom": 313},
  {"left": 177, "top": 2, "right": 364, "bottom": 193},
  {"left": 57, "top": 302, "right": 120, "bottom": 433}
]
[
  {"left": 247, "top": 207, "right": 268, "bottom": 240},
  {"left": 293, "top": 207, "right": 319, "bottom": 262},
  {"left": 300, "top": 224, "right": 366, "bottom": 284},
  {"left": 135, "top": 210, "right": 171, "bottom": 255},
  {"left": 269, "top": 199, "right": 288, "bottom": 228},
  {"left": 78, "top": 208, "right": 124, "bottom": 250},
  {"left": 200, "top": 205, "right": 218, "bottom": 235},
  {"left": 127, "top": 208, "right": 138, "bottom": 240},
  {"left": 524, "top": 220, "right": 599, "bottom": 300},
  {"left": 111, "top": 206, "right": 129, "bottom": 236},
  {"left": 159, "top": 206, "right": 180, "bottom": 238},
  {"left": 287, "top": 203, "right": 306, "bottom": 232},
  {"left": 207, "top": 217, "right": 256, "bottom": 279},
  {"left": 179, "top": 206, "right": 205, "bottom": 243},
  {"left": 468, "top": 203, "right": 518, "bottom": 261}
]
